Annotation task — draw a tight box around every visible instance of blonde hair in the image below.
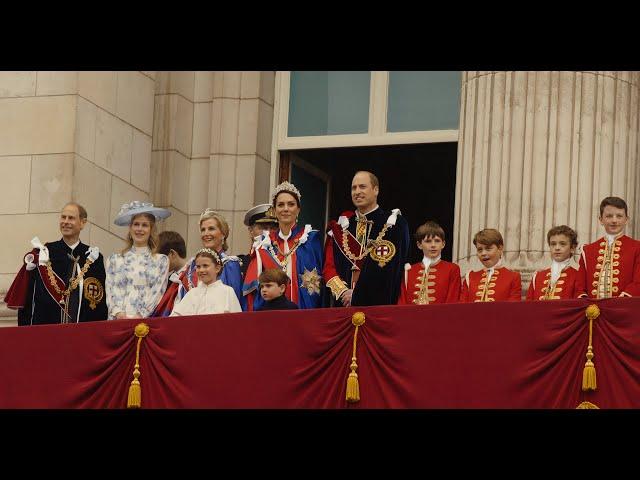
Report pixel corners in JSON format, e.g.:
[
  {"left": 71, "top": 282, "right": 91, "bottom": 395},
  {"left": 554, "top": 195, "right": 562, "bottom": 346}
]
[
  {"left": 199, "top": 209, "right": 230, "bottom": 252},
  {"left": 121, "top": 213, "right": 159, "bottom": 255}
]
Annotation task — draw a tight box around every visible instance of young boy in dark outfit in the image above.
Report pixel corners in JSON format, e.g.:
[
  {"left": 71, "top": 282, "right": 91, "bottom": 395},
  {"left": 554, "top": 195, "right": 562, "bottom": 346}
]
[{"left": 256, "top": 268, "right": 299, "bottom": 311}]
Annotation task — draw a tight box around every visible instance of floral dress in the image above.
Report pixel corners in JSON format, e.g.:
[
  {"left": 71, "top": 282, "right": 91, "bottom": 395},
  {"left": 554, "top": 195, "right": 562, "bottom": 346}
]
[{"left": 106, "top": 246, "right": 169, "bottom": 319}]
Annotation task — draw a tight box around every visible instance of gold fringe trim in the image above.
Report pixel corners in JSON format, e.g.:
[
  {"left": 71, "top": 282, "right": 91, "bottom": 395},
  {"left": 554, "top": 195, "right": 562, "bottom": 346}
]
[
  {"left": 576, "top": 401, "right": 600, "bottom": 409},
  {"left": 127, "top": 323, "right": 150, "bottom": 409},
  {"left": 582, "top": 304, "right": 600, "bottom": 392},
  {"left": 346, "top": 312, "right": 366, "bottom": 403}
]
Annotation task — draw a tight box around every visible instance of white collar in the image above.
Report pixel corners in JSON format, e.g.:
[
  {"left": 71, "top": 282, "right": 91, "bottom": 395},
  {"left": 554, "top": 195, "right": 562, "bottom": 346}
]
[
  {"left": 131, "top": 246, "right": 150, "bottom": 255},
  {"left": 422, "top": 255, "right": 441, "bottom": 269},
  {"left": 550, "top": 258, "right": 571, "bottom": 282},
  {"left": 605, "top": 233, "right": 622, "bottom": 245},
  {"left": 279, "top": 230, "right": 292, "bottom": 241},
  {"left": 197, "top": 279, "right": 221, "bottom": 289},
  {"left": 356, "top": 205, "right": 379, "bottom": 218},
  {"left": 64, "top": 239, "right": 80, "bottom": 251},
  {"left": 483, "top": 257, "right": 503, "bottom": 276}
]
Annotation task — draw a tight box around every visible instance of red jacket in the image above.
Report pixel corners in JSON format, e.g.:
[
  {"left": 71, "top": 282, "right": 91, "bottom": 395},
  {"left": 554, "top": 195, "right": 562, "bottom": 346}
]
[
  {"left": 398, "top": 260, "right": 461, "bottom": 305},
  {"left": 526, "top": 265, "right": 579, "bottom": 301},
  {"left": 576, "top": 235, "right": 640, "bottom": 298},
  {"left": 460, "top": 267, "right": 522, "bottom": 302}
]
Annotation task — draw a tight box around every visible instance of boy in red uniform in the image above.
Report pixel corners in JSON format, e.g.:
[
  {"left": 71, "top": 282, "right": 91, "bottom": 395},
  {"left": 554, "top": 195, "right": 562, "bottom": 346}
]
[
  {"left": 398, "top": 221, "right": 460, "bottom": 305},
  {"left": 526, "top": 225, "right": 579, "bottom": 301},
  {"left": 576, "top": 196, "right": 640, "bottom": 298},
  {"left": 460, "top": 228, "right": 521, "bottom": 302}
]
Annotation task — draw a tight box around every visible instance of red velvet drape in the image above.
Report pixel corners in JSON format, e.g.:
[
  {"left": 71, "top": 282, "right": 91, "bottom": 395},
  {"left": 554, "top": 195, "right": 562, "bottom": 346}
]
[{"left": 1, "top": 298, "right": 638, "bottom": 408}]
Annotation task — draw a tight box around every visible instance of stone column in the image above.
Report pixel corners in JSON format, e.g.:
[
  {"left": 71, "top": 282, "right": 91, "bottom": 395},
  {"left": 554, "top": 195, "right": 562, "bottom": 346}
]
[
  {"left": 151, "top": 72, "right": 275, "bottom": 255},
  {"left": 453, "top": 71, "right": 640, "bottom": 290},
  {"left": 206, "top": 71, "right": 274, "bottom": 255},
  {"left": 152, "top": 71, "right": 274, "bottom": 256},
  {"left": 0, "top": 72, "right": 79, "bottom": 326},
  {"left": 0, "top": 71, "right": 157, "bottom": 326},
  {"left": 74, "top": 71, "right": 156, "bottom": 257}
]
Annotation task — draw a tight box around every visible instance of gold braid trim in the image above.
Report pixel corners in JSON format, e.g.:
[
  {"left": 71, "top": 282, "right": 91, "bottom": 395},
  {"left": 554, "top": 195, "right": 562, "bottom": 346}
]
[
  {"left": 342, "top": 222, "right": 392, "bottom": 262},
  {"left": 268, "top": 239, "right": 301, "bottom": 270},
  {"left": 46, "top": 258, "right": 94, "bottom": 297},
  {"left": 346, "top": 312, "right": 366, "bottom": 403},
  {"left": 576, "top": 401, "right": 599, "bottom": 409},
  {"left": 127, "top": 323, "right": 150, "bottom": 408},
  {"left": 327, "top": 276, "right": 348, "bottom": 300},
  {"left": 582, "top": 304, "right": 599, "bottom": 391}
]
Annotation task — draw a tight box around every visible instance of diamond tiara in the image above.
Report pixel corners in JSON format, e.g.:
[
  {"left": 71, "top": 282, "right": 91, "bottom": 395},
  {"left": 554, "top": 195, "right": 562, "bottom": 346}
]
[{"left": 272, "top": 181, "right": 301, "bottom": 203}]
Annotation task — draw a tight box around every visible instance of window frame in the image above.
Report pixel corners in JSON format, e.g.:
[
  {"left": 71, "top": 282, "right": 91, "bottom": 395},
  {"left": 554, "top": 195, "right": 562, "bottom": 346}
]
[{"left": 270, "top": 71, "right": 460, "bottom": 186}]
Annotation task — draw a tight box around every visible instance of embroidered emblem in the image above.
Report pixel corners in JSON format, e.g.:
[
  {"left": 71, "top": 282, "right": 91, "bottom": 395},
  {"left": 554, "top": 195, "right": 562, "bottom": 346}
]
[
  {"left": 83, "top": 277, "right": 104, "bottom": 310},
  {"left": 369, "top": 240, "right": 396, "bottom": 268},
  {"left": 299, "top": 267, "right": 321, "bottom": 295}
]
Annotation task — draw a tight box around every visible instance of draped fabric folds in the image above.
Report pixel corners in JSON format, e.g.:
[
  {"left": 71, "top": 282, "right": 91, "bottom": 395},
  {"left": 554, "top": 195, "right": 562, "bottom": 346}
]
[{"left": 1, "top": 298, "right": 639, "bottom": 408}]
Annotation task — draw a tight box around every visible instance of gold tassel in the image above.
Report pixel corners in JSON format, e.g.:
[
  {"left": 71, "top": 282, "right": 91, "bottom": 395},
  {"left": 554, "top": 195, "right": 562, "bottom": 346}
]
[
  {"left": 582, "top": 304, "right": 600, "bottom": 392},
  {"left": 346, "top": 312, "right": 366, "bottom": 403},
  {"left": 346, "top": 359, "right": 360, "bottom": 402},
  {"left": 127, "top": 323, "right": 150, "bottom": 408}
]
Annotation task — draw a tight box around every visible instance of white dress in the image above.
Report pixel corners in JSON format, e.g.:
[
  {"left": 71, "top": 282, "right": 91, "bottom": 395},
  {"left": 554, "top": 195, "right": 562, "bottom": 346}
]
[
  {"left": 170, "top": 280, "right": 242, "bottom": 316},
  {"left": 106, "top": 246, "right": 169, "bottom": 319}
]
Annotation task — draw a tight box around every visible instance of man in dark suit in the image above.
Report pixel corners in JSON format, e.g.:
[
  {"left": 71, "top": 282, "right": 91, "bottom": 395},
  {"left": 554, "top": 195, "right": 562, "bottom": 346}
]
[
  {"left": 322, "top": 171, "right": 410, "bottom": 306},
  {"left": 5, "top": 202, "right": 108, "bottom": 325}
]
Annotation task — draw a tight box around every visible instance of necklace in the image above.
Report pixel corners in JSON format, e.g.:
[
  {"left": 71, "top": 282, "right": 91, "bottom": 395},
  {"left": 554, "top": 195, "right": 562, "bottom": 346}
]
[
  {"left": 268, "top": 238, "right": 301, "bottom": 269},
  {"left": 46, "top": 259, "right": 94, "bottom": 297},
  {"left": 342, "top": 221, "right": 392, "bottom": 262}
]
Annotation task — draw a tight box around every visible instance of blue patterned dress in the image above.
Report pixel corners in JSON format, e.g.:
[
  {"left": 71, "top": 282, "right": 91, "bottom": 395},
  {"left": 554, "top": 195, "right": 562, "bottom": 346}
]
[{"left": 106, "top": 246, "right": 169, "bottom": 319}]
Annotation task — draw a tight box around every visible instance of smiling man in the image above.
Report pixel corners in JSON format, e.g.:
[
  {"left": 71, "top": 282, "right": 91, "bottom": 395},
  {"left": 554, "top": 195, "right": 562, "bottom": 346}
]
[
  {"left": 323, "top": 171, "right": 410, "bottom": 306},
  {"left": 5, "top": 202, "right": 108, "bottom": 325},
  {"left": 576, "top": 196, "right": 640, "bottom": 298}
]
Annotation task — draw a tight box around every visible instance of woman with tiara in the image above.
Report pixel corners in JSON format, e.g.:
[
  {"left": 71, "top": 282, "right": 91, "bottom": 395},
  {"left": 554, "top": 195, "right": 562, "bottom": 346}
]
[
  {"left": 243, "top": 181, "right": 324, "bottom": 310},
  {"left": 153, "top": 209, "right": 245, "bottom": 315}
]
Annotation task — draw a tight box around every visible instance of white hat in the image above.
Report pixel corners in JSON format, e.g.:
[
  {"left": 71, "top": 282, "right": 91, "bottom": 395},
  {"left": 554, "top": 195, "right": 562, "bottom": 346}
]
[
  {"left": 114, "top": 201, "right": 171, "bottom": 226},
  {"left": 244, "top": 203, "right": 274, "bottom": 226}
]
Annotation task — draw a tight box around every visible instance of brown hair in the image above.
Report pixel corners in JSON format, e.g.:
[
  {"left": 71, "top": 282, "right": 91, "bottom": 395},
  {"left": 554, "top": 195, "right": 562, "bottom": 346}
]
[
  {"left": 259, "top": 268, "right": 290, "bottom": 287},
  {"left": 274, "top": 191, "right": 301, "bottom": 209},
  {"left": 63, "top": 202, "right": 87, "bottom": 220},
  {"left": 195, "top": 248, "right": 223, "bottom": 266},
  {"left": 414, "top": 221, "right": 446, "bottom": 243},
  {"left": 122, "top": 213, "right": 159, "bottom": 255},
  {"left": 354, "top": 170, "right": 379, "bottom": 189},
  {"left": 473, "top": 228, "right": 504, "bottom": 248},
  {"left": 199, "top": 209, "right": 230, "bottom": 252},
  {"left": 599, "top": 196, "right": 628, "bottom": 217},
  {"left": 547, "top": 225, "right": 578, "bottom": 247},
  {"left": 158, "top": 230, "right": 187, "bottom": 258}
]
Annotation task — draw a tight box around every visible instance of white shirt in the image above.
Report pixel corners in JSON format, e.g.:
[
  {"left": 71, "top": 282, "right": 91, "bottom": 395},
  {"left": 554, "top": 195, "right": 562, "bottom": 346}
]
[
  {"left": 356, "top": 205, "right": 379, "bottom": 218},
  {"left": 550, "top": 258, "right": 572, "bottom": 283},
  {"left": 422, "top": 255, "right": 441, "bottom": 270},
  {"left": 171, "top": 280, "right": 242, "bottom": 316},
  {"left": 484, "top": 258, "right": 503, "bottom": 280},
  {"left": 278, "top": 229, "right": 293, "bottom": 280},
  {"left": 605, "top": 233, "right": 622, "bottom": 245},
  {"left": 64, "top": 239, "right": 81, "bottom": 251}
]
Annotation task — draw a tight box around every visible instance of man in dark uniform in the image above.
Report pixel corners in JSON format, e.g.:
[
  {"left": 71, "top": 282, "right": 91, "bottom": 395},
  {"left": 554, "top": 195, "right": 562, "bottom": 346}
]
[
  {"left": 239, "top": 203, "right": 279, "bottom": 277},
  {"left": 323, "top": 171, "right": 410, "bottom": 306},
  {"left": 5, "top": 202, "right": 108, "bottom": 325}
]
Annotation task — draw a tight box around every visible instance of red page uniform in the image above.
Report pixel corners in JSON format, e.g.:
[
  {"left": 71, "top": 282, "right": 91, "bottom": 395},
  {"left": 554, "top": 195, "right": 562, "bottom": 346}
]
[
  {"left": 576, "top": 234, "right": 640, "bottom": 298},
  {"left": 398, "top": 258, "right": 461, "bottom": 305},
  {"left": 460, "top": 265, "right": 522, "bottom": 302},
  {"left": 526, "top": 262, "right": 579, "bottom": 301}
]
